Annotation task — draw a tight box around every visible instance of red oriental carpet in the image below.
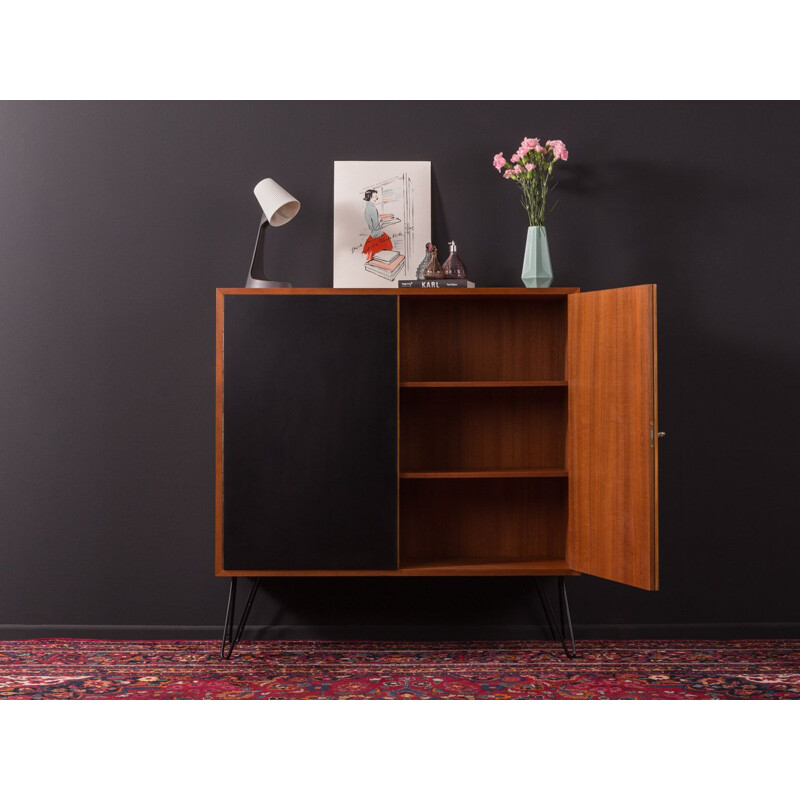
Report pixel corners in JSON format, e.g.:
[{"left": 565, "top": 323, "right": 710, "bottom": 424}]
[{"left": 0, "top": 639, "right": 798, "bottom": 699}]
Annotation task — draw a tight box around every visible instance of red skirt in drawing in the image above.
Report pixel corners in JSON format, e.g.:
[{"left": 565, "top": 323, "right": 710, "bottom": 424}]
[{"left": 362, "top": 232, "right": 393, "bottom": 260}]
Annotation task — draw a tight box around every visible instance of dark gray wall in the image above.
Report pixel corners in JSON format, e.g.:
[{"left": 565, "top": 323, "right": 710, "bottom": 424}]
[{"left": 1, "top": 101, "right": 798, "bottom": 638}]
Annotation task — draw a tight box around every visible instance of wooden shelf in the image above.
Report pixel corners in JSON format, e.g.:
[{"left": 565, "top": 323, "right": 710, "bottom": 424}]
[
  {"left": 400, "top": 380, "right": 567, "bottom": 388},
  {"left": 219, "top": 287, "right": 580, "bottom": 296},
  {"left": 397, "top": 558, "right": 579, "bottom": 576},
  {"left": 395, "top": 288, "right": 578, "bottom": 298},
  {"left": 400, "top": 468, "right": 568, "bottom": 479}
]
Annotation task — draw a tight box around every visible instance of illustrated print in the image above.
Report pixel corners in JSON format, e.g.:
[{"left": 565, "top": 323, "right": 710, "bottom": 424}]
[{"left": 333, "top": 162, "right": 431, "bottom": 288}]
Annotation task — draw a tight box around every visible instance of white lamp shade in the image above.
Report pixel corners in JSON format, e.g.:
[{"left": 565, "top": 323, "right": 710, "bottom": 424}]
[{"left": 253, "top": 178, "right": 300, "bottom": 227}]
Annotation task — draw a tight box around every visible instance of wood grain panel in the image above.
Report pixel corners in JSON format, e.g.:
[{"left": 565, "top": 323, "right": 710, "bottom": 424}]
[
  {"left": 219, "top": 288, "right": 579, "bottom": 297},
  {"left": 400, "top": 478, "right": 567, "bottom": 565},
  {"left": 400, "top": 381, "right": 568, "bottom": 388},
  {"left": 400, "top": 468, "right": 568, "bottom": 479},
  {"left": 399, "top": 296, "right": 568, "bottom": 381},
  {"left": 400, "top": 386, "right": 566, "bottom": 471},
  {"left": 566, "top": 285, "right": 658, "bottom": 590},
  {"left": 217, "top": 560, "right": 579, "bottom": 577}
]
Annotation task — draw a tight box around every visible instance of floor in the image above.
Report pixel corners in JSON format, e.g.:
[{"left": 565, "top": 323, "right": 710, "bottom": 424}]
[{"left": 0, "top": 639, "right": 798, "bottom": 699}]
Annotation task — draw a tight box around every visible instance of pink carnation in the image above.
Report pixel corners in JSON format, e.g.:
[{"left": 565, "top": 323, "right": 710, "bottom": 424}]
[
  {"left": 534, "top": 143, "right": 545, "bottom": 153},
  {"left": 525, "top": 163, "right": 535, "bottom": 171},
  {"left": 510, "top": 153, "right": 520, "bottom": 163},
  {"left": 514, "top": 164, "right": 524, "bottom": 174},
  {"left": 546, "top": 140, "right": 569, "bottom": 161},
  {"left": 492, "top": 152, "right": 506, "bottom": 171},
  {"left": 503, "top": 169, "right": 514, "bottom": 179},
  {"left": 516, "top": 137, "right": 540, "bottom": 158}
]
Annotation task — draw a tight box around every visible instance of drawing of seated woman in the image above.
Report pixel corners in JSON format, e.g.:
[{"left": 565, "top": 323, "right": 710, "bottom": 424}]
[{"left": 362, "top": 189, "right": 396, "bottom": 260}]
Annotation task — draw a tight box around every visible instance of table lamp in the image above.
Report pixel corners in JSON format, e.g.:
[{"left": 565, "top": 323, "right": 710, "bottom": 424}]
[{"left": 245, "top": 178, "right": 301, "bottom": 288}]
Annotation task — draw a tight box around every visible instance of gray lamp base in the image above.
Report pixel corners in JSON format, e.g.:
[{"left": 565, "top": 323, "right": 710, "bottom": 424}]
[{"left": 245, "top": 277, "right": 293, "bottom": 289}]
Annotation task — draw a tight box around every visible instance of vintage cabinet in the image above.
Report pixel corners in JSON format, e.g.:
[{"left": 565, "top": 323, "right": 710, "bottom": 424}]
[{"left": 215, "top": 287, "right": 660, "bottom": 653}]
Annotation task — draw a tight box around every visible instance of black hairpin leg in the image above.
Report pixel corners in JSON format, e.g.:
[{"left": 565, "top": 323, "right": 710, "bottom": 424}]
[
  {"left": 558, "top": 577, "right": 577, "bottom": 658},
  {"left": 534, "top": 579, "right": 562, "bottom": 642},
  {"left": 221, "top": 577, "right": 261, "bottom": 659},
  {"left": 534, "top": 577, "right": 577, "bottom": 658}
]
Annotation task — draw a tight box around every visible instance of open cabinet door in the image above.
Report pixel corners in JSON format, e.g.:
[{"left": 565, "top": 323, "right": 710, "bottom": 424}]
[{"left": 566, "top": 285, "right": 659, "bottom": 590}]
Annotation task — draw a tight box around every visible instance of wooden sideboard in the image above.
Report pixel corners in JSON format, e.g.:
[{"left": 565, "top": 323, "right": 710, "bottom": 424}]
[{"left": 216, "top": 286, "right": 660, "bottom": 656}]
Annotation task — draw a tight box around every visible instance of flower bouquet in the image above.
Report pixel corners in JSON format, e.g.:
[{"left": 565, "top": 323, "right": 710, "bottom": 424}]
[{"left": 492, "top": 138, "right": 568, "bottom": 287}]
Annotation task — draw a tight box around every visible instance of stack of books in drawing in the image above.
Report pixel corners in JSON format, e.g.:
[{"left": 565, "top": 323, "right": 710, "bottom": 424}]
[{"left": 366, "top": 250, "right": 406, "bottom": 280}]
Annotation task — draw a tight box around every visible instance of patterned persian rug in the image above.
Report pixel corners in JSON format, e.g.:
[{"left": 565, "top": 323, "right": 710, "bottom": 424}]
[{"left": 0, "top": 639, "right": 797, "bottom": 699}]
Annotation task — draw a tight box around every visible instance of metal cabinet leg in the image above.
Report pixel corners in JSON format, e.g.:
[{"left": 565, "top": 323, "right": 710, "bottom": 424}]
[
  {"left": 558, "top": 577, "right": 577, "bottom": 658},
  {"left": 534, "top": 577, "right": 577, "bottom": 658},
  {"left": 221, "top": 577, "right": 261, "bottom": 659}
]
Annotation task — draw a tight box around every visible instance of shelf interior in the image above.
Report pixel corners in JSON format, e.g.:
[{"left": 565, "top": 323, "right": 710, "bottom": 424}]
[
  {"left": 399, "top": 478, "right": 567, "bottom": 567},
  {"left": 397, "top": 294, "right": 570, "bottom": 572},
  {"left": 400, "top": 386, "right": 566, "bottom": 472},
  {"left": 399, "top": 295, "right": 567, "bottom": 382}
]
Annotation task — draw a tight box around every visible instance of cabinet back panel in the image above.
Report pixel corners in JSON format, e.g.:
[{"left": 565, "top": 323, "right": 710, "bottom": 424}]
[
  {"left": 400, "top": 386, "right": 566, "bottom": 471},
  {"left": 221, "top": 295, "right": 398, "bottom": 570},
  {"left": 399, "top": 297, "right": 567, "bottom": 381},
  {"left": 400, "top": 478, "right": 567, "bottom": 564}
]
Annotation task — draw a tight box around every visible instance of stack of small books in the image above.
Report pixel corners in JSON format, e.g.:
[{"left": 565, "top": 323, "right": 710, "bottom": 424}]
[{"left": 397, "top": 279, "right": 475, "bottom": 288}]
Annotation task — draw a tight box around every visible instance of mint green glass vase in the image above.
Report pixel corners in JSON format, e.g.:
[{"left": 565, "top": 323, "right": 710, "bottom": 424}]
[{"left": 521, "top": 226, "right": 553, "bottom": 288}]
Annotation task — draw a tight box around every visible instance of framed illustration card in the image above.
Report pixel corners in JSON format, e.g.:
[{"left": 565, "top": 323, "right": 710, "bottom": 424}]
[{"left": 333, "top": 161, "right": 431, "bottom": 288}]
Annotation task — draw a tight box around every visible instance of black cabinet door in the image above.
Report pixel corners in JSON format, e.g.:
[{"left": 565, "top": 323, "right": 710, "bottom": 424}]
[{"left": 222, "top": 295, "right": 397, "bottom": 570}]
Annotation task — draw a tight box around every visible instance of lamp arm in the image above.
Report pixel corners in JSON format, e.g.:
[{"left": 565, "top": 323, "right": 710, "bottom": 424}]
[{"left": 247, "top": 213, "right": 270, "bottom": 284}]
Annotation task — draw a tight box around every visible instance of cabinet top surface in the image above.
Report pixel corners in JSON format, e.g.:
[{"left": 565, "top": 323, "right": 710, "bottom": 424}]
[{"left": 218, "top": 287, "right": 580, "bottom": 296}]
